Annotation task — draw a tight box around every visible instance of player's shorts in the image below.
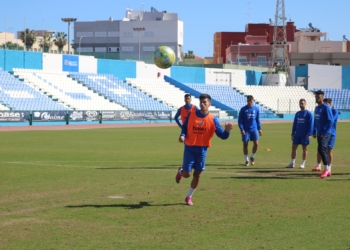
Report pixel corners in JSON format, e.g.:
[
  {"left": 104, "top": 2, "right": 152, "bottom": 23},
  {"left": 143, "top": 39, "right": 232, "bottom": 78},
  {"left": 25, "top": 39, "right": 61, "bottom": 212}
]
[
  {"left": 182, "top": 148, "right": 207, "bottom": 173},
  {"left": 292, "top": 135, "right": 310, "bottom": 146},
  {"left": 242, "top": 130, "right": 259, "bottom": 142},
  {"left": 328, "top": 134, "right": 336, "bottom": 149}
]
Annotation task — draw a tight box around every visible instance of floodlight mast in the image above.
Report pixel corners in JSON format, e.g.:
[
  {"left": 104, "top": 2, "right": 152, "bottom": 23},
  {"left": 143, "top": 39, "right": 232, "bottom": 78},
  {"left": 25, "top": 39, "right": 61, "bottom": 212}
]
[{"left": 61, "top": 18, "right": 77, "bottom": 55}]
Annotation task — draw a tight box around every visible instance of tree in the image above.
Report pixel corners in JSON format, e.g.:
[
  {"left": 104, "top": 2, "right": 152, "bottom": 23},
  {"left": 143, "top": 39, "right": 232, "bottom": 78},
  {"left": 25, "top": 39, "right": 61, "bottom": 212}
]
[
  {"left": 38, "top": 34, "right": 52, "bottom": 52},
  {"left": 53, "top": 32, "right": 67, "bottom": 53},
  {"left": 19, "top": 29, "right": 36, "bottom": 50},
  {"left": 181, "top": 50, "right": 195, "bottom": 59},
  {"left": 0, "top": 41, "right": 24, "bottom": 50}
]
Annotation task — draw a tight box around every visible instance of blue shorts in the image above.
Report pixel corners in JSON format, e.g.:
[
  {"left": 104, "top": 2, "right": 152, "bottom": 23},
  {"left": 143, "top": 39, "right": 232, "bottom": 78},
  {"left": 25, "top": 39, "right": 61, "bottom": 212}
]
[
  {"left": 182, "top": 148, "right": 207, "bottom": 173},
  {"left": 292, "top": 136, "right": 310, "bottom": 146},
  {"left": 242, "top": 130, "right": 259, "bottom": 142},
  {"left": 328, "top": 134, "right": 336, "bottom": 149}
]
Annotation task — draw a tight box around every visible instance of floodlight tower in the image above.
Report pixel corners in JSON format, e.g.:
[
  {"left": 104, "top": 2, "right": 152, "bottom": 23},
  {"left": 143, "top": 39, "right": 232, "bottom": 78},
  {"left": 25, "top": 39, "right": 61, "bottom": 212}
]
[
  {"left": 61, "top": 18, "right": 77, "bottom": 54},
  {"left": 265, "top": 0, "right": 291, "bottom": 85}
]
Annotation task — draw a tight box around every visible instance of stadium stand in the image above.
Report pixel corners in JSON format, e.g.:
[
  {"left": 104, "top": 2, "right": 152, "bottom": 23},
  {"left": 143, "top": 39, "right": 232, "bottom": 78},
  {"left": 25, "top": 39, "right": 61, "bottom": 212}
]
[
  {"left": 126, "top": 78, "right": 220, "bottom": 111},
  {"left": 185, "top": 83, "right": 273, "bottom": 116},
  {"left": 313, "top": 88, "right": 350, "bottom": 110},
  {"left": 13, "top": 69, "right": 126, "bottom": 111},
  {"left": 71, "top": 74, "right": 173, "bottom": 111},
  {"left": 0, "top": 68, "right": 68, "bottom": 111},
  {"left": 234, "top": 85, "right": 316, "bottom": 113}
]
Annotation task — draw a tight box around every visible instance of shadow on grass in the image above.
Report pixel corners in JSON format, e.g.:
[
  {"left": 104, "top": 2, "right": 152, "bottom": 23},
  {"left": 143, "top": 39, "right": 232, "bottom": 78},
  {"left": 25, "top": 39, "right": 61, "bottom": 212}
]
[
  {"left": 66, "top": 202, "right": 186, "bottom": 210},
  {"left": 211, "top": 174, "right": 318, "bottom": 180},
  {"left": 96, "top": 167, "right": 174, "bottom": 170}
]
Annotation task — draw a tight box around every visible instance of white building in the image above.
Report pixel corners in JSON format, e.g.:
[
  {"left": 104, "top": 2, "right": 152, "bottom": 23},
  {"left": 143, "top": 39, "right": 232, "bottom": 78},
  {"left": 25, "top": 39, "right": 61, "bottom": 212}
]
[{"left": 74, "top": 8, "right": 184, "bottom": 61}]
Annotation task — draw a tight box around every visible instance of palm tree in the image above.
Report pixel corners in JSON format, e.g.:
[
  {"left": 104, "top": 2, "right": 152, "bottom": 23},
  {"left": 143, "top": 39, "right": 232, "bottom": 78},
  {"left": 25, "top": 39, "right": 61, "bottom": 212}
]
[
  {"left": 0, "top": 41, "right": 24, "bottom": 50},
  {"left": 19, "top": 29, "right": 36, "bottom": 50},
  {"left": 187, "top": 50, "right": 195, "bottom": 59},
  {"left": 38, "top": 34, "right": 52, "bottom": 52},
  {"left": 53, "top": 32, "right": 67, "bottom": 53}
]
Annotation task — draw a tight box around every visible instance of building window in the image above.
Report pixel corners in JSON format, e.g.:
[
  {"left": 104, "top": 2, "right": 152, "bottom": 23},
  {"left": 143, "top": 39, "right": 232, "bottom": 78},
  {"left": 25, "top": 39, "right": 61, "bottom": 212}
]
[
  {"left": 122, "top": 32, "right": 133, "bottom": 37},
  {"left": 143, "top": 46, "right": 155, "bottom": 52},
  {"left": 257, "top": 56, "right": 266, "bottom": 62},
  {"left": 108, "top": 47, "right": 119, "bottom": 52},
  {"left": 236, "top": 56, "right": 247, "bottom": 63},
  {"left": 144, "top": 31, "right": 155, "bottom": 37},
  {"left": 122, "top": 47, "right": 134, "bottom": 52},
  {"left": 95, "top": 32, "right": 107, "bottom": 37},
  {"left": 77, "top": 32, "right": 93, "bottom": 37},
  {"left": 95, "top": 47, "right": 107, "bottom": 52},
  {"left": 108, "top": 31, "right": 119, "bottom": 37},
  {"left": 78, "top": 47, "right": 93, "bottom": 52}
]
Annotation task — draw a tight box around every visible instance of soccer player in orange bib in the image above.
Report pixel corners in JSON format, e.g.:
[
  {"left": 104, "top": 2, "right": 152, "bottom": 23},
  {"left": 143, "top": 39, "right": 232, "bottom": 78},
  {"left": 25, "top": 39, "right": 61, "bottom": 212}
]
[
  {"left": 174, "top": 94, "right": 199, "bottom": 128},
  {"left": 175, "top": 94, "right": 233, "bottom": 206}
]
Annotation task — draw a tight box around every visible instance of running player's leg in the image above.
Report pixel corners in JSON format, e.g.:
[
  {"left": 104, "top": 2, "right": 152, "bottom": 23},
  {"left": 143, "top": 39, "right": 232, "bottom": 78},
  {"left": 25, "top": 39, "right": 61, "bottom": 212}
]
[
  {"left": 318, "top": 135, "right": 331, "bottom": 178},
  {"left": 185, "top": 151, "right": 207, "bottom": 206},
  {"left": 242, "top": 132, "right": 250, "bottom": 166},
  {"left": 250, "top": 130, "right": 260, "bottom": 165}
]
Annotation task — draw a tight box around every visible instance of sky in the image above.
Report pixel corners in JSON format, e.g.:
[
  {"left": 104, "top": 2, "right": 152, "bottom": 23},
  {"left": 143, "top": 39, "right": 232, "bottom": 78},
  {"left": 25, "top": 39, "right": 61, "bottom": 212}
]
[{"left": 0, "top": 0, "right": 349, "bottom": 57}]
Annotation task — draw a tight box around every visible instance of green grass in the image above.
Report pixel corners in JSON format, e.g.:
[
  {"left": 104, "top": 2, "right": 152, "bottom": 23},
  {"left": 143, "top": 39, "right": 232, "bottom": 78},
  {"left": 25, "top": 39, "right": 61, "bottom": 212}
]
[{"left": 0, "top": 123, "right": 350, "bottom": 250}]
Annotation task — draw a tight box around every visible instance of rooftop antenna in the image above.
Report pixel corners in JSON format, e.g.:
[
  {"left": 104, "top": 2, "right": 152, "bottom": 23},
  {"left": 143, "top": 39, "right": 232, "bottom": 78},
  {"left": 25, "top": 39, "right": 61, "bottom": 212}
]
[
  {"left": 141, "top": 3, "right": 144, "bottom": 11},
  {"left": 265, "top": 0, "right": 292, "bottom": 86},
  {"left": 247, "top": 2, "right": 252, "bottom": 23},
  {"left": 343, "top": 35, "right": 349, "bottom": 41}
]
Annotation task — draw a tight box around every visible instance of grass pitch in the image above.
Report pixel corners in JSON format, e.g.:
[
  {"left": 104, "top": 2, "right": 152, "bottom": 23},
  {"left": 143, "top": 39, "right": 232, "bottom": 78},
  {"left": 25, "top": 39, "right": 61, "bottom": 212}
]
[{"left": 0, "top": 123, "right": 349, "bottom": 249}]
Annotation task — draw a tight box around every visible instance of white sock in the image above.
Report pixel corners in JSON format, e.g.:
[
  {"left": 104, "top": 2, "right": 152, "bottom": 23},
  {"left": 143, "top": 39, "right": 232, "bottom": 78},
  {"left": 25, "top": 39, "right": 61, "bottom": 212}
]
[
  {"left": 186, "top": 187, "right": 195, "bottom": 198},
  {"left": 244, "top": 155, "right": 249, "bottom": 162},
  {"left": 317, "top": 163, "right": 321, "bottom": 167},
  {"left": 291, "top": 159, "right": 296, "bottom": 164},
  {"left": 329, "top": 164, "right": 332, "bottom": 171},
  {"left": 179, "top": 167, "right": 183, "bottom": 174},
  {"left": 251, "top": 153, "right": 256, "bottom": 158},
  {"left": 325, "top": 165, "right": 330, "bottom": 171},
  {"left": 301, "top": 160, "right": 306, "bottom": 165}
]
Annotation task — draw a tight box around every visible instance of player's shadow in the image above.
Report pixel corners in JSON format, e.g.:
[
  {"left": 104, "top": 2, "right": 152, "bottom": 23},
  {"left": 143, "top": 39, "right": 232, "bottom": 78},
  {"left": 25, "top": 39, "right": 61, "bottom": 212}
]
[
  {"left": 66, "top": 201, "right": 185, "bottom": 210},
  {"left": 96, "top": 167, "right": 174, "bottom": 170},
  {"left": 205, "top": 163, "right": 244, "bottom": 167}
]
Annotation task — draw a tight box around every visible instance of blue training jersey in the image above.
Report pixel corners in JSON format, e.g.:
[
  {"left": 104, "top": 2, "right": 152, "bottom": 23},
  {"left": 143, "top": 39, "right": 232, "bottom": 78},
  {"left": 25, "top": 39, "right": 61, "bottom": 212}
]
[
  {"left": 291, "top": 110, "right": 314, "bottom": 137},
  {"left": 330, "top": 108, "right": 338, "bottom": 136},
  {"left": 238, "top": 105, "right": 261, "bottom": 132},
  {"left": 313, "top": 104, "right": 333, "bottom": 136},
  {"left": 181, "top": 110, "right": 230, "bottom": 153}
]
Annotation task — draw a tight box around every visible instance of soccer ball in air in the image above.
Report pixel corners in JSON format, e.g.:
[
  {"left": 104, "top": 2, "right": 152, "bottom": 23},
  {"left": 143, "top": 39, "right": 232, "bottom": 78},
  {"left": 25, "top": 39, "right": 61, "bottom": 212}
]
[{"left": 153, "top": 46, "right": 176, "bottom": 69}]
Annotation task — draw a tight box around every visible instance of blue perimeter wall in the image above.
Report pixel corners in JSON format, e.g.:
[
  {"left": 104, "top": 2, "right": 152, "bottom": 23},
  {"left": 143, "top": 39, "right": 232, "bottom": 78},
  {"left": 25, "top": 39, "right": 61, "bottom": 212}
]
[
  {"left": 342, "top": 66, "right": 350, "bottom": 89},
  {"left": 295, "top": 65, "right": 308, "bottom": 84},
  {"left": 246, "top": 70, "right": 262, "bottom": 85},
  {"left": 170, "top": 66, "right": 205, "bottom": 83},
  {"left": 0, "top": 50, "right": 42, "bottom": 71},
  {"left": 97, "top": 59, "right": 136, "bottom": 80}
]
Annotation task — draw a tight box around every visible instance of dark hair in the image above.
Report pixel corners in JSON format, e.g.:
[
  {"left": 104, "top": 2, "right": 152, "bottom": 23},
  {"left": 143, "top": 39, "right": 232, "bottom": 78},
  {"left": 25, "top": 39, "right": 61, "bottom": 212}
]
[
  {"left": 314, "top": 90, "right": 324, "bottom": 95},
  {"left": 247, "top": 95, "right": 254, "bottom": 100},
  {"left": 199, "top": 94, "right": 211, "bottom": 101},
  {"left": 299, "top": 98, "right": 306, "bottom": 103},
  {"left": 184, "top": 94, "right": 191, "bottom": 98},
  {"left": 325, "top": 98, "right": 332, "bottom": 104}
]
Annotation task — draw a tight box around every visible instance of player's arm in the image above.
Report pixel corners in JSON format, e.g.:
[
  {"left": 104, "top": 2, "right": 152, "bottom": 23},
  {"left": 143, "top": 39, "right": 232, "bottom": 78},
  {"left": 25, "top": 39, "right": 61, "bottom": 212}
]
[
  {"left": 179, "top": 113, "right": 190, "bottom": 143},
  {"left": 307, "top": 112, "right": 314, "bottom": 137},
  {"left": 322, "top": 107, "right": 333, "bottom": 137},
  {"left": 291, "top": 113, "right": 297, "bottom": 139},
  {"left": 213, "top": 116, "right": 231, "bottom": 139},
  {"left": 256, "top": 108, "right": 262, "bottom": 136},
  {"left": 333, "top": 109, "right": 339, "bottom": 129},
  {"left": 174, "top": 108, "right": 182, "bottom": 128},
  {"left": 238, "top": 108, "right": 245, "bottom": 134}
]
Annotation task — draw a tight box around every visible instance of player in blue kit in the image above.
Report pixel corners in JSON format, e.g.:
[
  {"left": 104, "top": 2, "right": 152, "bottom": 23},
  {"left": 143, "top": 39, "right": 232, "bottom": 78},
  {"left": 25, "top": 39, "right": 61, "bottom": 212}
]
[
  {"left": 174, "top": 94, "right": 199, "bottom": 128},
  {"left": 285, "top": 99, "right": 314, "bottom": 169},
  {"left": 314, "top": 98, "right": 338, "bottom": 172},
  {"left": 312, "top": 90, "right": 333, "bottom": 178},
  {"left": 238, "top": 95, "right": 262, "bottom": 166}
]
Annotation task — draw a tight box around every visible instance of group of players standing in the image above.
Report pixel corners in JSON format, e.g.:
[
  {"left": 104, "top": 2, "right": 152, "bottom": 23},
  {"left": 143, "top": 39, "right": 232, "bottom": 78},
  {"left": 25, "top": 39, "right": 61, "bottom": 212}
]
[{"left": 172, "top": 90, "right": 337, "bottom": 206}]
